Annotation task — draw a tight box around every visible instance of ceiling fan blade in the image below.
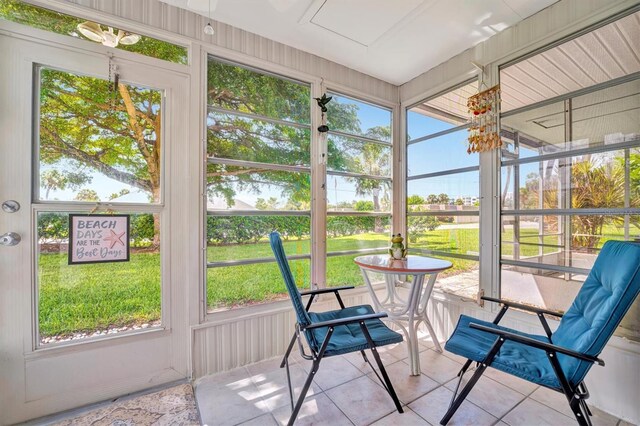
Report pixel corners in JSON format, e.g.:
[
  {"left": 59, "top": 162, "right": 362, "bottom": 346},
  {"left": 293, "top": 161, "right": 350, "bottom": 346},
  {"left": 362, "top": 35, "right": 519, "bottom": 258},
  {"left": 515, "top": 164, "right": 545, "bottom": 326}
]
[
  {"left": 119, "top": 34, "right": 141, "bottom": 45},
  {"left": 77, "top": 21, "right": 105, "bottom": 43}
]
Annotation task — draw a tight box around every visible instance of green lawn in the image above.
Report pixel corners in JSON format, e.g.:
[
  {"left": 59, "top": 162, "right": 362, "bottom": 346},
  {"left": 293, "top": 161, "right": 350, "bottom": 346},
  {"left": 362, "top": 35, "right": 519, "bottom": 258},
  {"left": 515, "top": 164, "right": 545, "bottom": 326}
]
[{"left": 39, "top": 222, "right": 630, "bottom": 338}]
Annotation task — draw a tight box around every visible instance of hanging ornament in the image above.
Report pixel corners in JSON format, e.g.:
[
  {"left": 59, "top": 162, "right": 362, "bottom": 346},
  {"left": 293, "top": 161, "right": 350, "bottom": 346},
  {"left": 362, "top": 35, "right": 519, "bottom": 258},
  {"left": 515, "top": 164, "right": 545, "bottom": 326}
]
[
  {"left": 467, "top": 84, "right": 501, "bottom": 154},
  {"left": 314, "top": 93, "right": 332, "bottom": 133}
]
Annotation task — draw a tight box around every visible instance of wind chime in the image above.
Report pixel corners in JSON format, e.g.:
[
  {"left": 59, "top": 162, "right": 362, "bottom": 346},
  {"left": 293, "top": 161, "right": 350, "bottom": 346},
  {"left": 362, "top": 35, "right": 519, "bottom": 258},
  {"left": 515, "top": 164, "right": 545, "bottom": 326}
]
[{"left": 467, "top": 84, "right": 501, "bottom": 153}]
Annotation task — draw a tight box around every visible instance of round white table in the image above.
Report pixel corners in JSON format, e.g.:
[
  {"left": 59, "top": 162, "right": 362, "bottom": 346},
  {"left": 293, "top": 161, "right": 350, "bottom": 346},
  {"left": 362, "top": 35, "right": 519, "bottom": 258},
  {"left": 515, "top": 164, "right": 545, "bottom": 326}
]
[{"left": 354, "top": 254, "right": 453, "bottom": 376}]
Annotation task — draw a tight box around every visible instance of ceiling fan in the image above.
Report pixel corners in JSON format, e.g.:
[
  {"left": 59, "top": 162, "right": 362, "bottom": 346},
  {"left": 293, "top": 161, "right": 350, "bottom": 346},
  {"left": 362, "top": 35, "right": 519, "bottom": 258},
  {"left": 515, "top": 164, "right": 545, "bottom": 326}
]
[{"left": 77, "top": 21, "right": 141, "bottom": 47}]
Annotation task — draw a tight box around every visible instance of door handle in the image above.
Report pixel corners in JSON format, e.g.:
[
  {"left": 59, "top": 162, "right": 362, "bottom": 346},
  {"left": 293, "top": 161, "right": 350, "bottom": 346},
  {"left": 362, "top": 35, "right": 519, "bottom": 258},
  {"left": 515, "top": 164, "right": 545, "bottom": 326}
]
[{"left": 0, "top": 232, "right": 21, "bottom": 246}]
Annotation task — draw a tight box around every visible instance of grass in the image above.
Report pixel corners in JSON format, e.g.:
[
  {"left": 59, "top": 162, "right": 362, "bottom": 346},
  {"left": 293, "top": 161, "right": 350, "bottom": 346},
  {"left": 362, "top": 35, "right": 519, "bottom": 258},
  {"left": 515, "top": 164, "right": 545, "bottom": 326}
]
[{"left": 39, "top": 222, "right": 630, "bottom": 338}]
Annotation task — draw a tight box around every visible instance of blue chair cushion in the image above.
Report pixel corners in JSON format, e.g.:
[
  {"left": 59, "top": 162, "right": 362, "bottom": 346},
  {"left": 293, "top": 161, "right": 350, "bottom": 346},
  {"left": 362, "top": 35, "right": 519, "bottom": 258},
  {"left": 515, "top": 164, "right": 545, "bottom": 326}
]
[
  {"left": 307, "top": 305, "right": 403, "bottom": 357},
  {"left": 445, "top": 315, "right": 562, "bottom": 390},
  {"left": 552, "top": 241, "right": 640, "bottom": 387}
]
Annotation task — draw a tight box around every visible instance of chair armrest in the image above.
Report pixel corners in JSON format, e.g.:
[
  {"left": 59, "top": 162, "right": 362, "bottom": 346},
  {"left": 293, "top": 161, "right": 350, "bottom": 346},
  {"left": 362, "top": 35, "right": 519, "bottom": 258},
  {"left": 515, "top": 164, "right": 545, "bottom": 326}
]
[
  {"left": 482, "top": 296, "right": 564, "bottom": 318},
  {"left": 303, "top": 312, "right": 388, "bottom": 330},
  {"left": 300, "top": 286, "right": 354, "bottom": 296},
  {"left": 469, "top": 322, "right": 604, "bottom": 366}
]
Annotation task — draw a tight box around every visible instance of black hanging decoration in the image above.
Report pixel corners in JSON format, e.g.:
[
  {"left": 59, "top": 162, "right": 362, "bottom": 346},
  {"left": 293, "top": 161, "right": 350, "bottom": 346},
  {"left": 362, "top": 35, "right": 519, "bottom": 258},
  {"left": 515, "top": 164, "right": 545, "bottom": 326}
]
[{"left": 314, "top": 93, "right": 332, "bottom": 133}]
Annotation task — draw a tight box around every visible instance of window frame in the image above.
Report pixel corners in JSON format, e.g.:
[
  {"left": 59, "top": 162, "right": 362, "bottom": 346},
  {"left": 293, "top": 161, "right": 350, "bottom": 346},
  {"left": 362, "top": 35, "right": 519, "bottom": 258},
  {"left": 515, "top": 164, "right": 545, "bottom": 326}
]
[
  {"left": 498, "top": 64, "right": 640, "bottom": 306},
  {"left": 404, "top": 78, "right": 482, "bottom": 285}
]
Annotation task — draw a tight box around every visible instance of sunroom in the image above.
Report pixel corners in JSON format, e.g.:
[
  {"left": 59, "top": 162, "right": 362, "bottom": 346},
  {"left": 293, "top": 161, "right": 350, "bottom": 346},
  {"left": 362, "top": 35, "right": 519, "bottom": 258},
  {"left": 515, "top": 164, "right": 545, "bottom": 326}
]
[{"left": 0, "top": 0, "right": 639, "bottom": 425}]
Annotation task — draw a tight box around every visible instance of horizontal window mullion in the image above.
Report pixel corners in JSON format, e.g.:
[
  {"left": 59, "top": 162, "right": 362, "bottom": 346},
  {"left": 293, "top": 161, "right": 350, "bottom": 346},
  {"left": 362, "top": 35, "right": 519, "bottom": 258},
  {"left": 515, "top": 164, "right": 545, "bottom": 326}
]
[
  {"left": 410, "top": 248, "right": 479, "bottom": 261},
  {"left": 207, "top": 157, "right": 310, "bottom": 173},
  {"left": 207, "top": 105, "right": 311, "bottom": 130},
  {"left": 501, "top": 259, "right": 591, "bottom": 275},
  {"left": 327, "top": 129, "right": 392, "bottom": 146},
  {"left": 327, "top": 211, "right": 391, "bottom": 217},
  {"left": 407, "top": 123, "right": 470, "bottom": 146},
  {"left": 32, "top": 202, "right": 163, "bottom": 213},
  {"left": 207, "top": 254, "right": 311, "bottom": 268},
  {"left": 408, "top": 210, "right": 479, "bottom": 216},
  {"left": 501, "top": 137, "right": 640, "bottom": 167},
  {"left": 327, "top": 247, "right": 388, "bottom": 257},
  {"left": 207, "top": 210, "right": 310, "bottom": 216},
  {"left": 502, "top": 208, "right": 640, "bottom": 216},
  {"left": 408, "top": 165, "right": 480, "bottom": 181},
  {"left": 327, "top": 170, "right": 392, "bottom": 181}
]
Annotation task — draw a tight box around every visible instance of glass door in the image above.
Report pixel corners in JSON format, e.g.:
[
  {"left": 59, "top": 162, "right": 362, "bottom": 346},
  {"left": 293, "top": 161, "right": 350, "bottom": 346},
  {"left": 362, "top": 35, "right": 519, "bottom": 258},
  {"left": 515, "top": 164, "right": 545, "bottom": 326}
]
[{"left": 0, "top": 34, "right": 190, "bottom": 423}]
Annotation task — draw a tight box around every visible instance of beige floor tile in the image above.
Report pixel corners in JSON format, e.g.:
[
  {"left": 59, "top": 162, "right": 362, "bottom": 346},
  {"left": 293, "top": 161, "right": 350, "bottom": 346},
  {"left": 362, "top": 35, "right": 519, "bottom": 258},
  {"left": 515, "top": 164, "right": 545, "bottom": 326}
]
[
  {"left": 367, "top": 360, "right": 439, "bottom": 404},
  {"left": 483, "top": 368, "right": 539, "bottom": 396},
  {"left": 408, "top": 387, "right": 497, "bottom": 426},
  {"left": 502, "top": 398, "right": 575, "bottom": 426},
  {"left": 237, "top": 413, "right": 279, "bottom": 426},
  {"left": 440, "top": 350, "right": 471, "bottom": 365},
  {"left": 444, "top": 375, "right": 526, "bottom": 418},
  {"left": 343, "top": 348, "right": 399, "bottom": 373},
  {"left": 530, "top": 387, "right": 574, "bottom": 418},
  {"left": 326, "top": 375, "right": 399, "bottom": 425},
  {"left": 272, "top": 393, "right": 353, "bottom": 426},
  {"left": 299, "top": 355, "right": 364, "bottom": 391},
  {"left": 589, "top": 405, "right": 622, "bottom": 426},
  {"left": 196, "top": 368, "right": 270, "bottom": 426},
  {"left": 371, "top": 407, "right": 431, "bottom": 425},
  {"left": 249, "top": 360, "right": 322, "bottom": 411},
  {"left": 417, "top": 349, "right": 465, "bottom": 384}
]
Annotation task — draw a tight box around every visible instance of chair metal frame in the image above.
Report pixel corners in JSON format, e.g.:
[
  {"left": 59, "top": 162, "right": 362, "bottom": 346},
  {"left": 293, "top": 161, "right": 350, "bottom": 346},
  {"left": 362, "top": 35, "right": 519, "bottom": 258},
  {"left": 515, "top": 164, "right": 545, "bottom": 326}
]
[
  {"left": 441, "top": 296, "right": 604, "bottom": 426},
  {"left": 280, "top": 285, "right": 404, "bottom": 426}
]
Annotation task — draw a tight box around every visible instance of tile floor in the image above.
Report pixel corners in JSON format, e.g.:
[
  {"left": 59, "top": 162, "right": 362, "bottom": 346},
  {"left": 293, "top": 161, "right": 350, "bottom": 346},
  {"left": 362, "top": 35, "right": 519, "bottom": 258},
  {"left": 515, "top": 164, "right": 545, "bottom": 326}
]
[{"left": 194, "top": 335, "right": 625, "bottom": 426}]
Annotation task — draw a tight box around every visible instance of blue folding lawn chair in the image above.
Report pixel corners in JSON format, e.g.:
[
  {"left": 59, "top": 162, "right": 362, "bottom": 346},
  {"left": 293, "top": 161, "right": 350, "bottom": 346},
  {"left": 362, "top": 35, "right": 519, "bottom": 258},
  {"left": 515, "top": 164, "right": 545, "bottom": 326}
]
[{"left": 441, "top": 240, "right": 640, "bottom": 425}]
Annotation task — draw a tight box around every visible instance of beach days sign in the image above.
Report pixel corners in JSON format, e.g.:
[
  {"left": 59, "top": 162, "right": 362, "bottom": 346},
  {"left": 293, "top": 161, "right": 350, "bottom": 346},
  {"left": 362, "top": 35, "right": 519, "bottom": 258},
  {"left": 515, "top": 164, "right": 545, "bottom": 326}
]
[{"left": 68, "top": 214, "right": 130, "bottom": 264}]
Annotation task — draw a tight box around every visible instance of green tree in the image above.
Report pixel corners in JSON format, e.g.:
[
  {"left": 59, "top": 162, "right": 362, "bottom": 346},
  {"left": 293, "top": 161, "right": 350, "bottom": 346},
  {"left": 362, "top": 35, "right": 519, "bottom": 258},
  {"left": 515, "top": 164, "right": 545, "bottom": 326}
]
[
  {"left": 437, "top": 193, "right": 450, "bottom": 205},
  {"left": 74, "top": 189, "right": 100, "bottom": 202},
  {"left": 427, "top": 194, "right": 439, "bottom": 204},
  {"left": 255, "top": 197, "right": 279, "bottom": 210},
  {"left": 455, "top": 198, "right": 464, "bottom": 206},
  {"left": 40, "top": 169, "right": 91, "bottom": 199},
  {"left": 407, "top": 195, "right": 425, "bottom": 206}
]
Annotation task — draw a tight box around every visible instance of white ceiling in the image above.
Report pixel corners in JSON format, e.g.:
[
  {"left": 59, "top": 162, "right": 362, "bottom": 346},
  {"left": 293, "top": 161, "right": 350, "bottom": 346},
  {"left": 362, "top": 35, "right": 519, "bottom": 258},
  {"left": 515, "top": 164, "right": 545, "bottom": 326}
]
[{"left": 158, "top": 0, "right": 558, "bottom": 85}]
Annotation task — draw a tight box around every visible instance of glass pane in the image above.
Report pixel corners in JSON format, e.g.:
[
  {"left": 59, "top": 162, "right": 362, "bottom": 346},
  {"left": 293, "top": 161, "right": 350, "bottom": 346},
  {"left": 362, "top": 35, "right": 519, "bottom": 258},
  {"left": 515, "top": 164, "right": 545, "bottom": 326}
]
[
  {"left": 327, "top": 135, "right": 391, "bottom": 177},
  {"left": 327, "top": 175, "right": 391, "bottom": 212},
  {"left": 407, "top": 215, "right": 479, "bottom": 256},
  {"left": 38, "top": 68, "right": 162, "bottom": 203},
  {"left": 0, "top": 1, "right": 187, "bottom": 64},
  {"left": 207, "top": 260, "right": 310, "bottom": 311},
  {"left": 206, "top": 164, "right": 310, "bottom": 211},
  {"left": 407, "top": 172, "right": 480, "bottom": 212},
  {"left": 501, "top": 214, "right": 635, "bottom": 269},
  {"left": 501, "top": 150, "right": 627, "bottom": 210},
  {"left": 407, "top": 81, "right": 477, "bottom": 139},
  {"left": 572, "top": 79, "right": 640, "bottom": 145},
  {"left": 327, "top": 93, "right": 391, "bottom": 141},
  {"left": 327, "top": 254, "right": 386, "bottom": 288},
  {"left": 408, "top": 130, "right": 478, "bottom": 177},
  {"left": 37, "top": 212, "right": 161, "bottom": 344},
  {"left": 207, "top": 111, "right": 310, "bottom": 166},
  {"left": 501, "top": 101, "right": 566, "bottom": 158},
  {"left": 500, "top": 264, "right": 582, "bottom": 312},
  {"left": 326, "top": 216, "right": 390, "bottom": 252},
  {"left": 207, "top": 216, "right": 310, "bottom": 261},
  {"left": 207, "top": 58, "right": 310, "bottom": 125},
  {"left": 435, "top": 258, "right": 479, "bottom": 299}
]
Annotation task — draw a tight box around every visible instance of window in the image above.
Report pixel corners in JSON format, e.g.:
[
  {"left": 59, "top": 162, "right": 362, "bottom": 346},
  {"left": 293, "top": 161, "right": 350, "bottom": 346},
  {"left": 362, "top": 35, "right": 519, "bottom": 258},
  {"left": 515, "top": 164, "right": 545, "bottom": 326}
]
[
  {"left": 325, "top": 93, "right": 393, "bottom": 287},
  {"left": 499, "top": 11, "right": 640, "bottom": 312},
  {"left": 35, "top": 67, "right": 164, "bottom": 345},
  {"left": 0, "top": 0, "right": 187, "bottom": 64},
  {"left": 406, "top": 80, "right": 480, "bottom": 299},
  {"left": 206, "top": 58, "right": 312, "bottom": 311}
]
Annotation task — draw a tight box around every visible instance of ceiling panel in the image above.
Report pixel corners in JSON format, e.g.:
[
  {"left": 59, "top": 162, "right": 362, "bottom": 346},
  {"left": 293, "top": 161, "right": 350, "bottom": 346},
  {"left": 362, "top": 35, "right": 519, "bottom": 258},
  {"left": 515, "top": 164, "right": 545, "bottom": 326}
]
[
  {"left": 502, "top": 10, "right": 640, "bottom": 112},
  {"left": 310, "top": 0, "right": 423, "bottom": 46}
]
